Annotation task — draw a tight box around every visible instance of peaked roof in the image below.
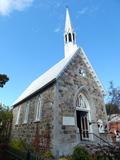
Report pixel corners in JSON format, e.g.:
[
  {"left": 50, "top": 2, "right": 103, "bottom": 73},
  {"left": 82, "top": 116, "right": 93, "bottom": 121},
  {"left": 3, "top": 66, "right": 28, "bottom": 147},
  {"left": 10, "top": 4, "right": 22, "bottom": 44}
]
[
  {"left": 108, "top": 114, "right": 120, "bottom": 122},
  {"left": 13, "top": 49, "right": 78, "bottom": 106},
  {"left": 13, "top": 48, "right": 105, "bottom": 106}
]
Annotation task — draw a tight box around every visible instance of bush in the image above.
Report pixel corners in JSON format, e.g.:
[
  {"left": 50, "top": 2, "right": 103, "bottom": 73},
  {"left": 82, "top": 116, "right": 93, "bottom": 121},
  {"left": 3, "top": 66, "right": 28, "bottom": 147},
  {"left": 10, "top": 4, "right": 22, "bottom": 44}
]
[
  {"left": 72, "top": 146, "right": 92, "bottom": 160},
  {"left": 42, "top": 151, "right": 54, "bottom": 159},
  {"left": 9, "top": 139, "right": 25, "bottom": 151},
  {"left": 59, "top": 156, "right": 73, "bottom": 160},
  {"left": 59, "top": 158, "right": 67, "bottom": 160}
]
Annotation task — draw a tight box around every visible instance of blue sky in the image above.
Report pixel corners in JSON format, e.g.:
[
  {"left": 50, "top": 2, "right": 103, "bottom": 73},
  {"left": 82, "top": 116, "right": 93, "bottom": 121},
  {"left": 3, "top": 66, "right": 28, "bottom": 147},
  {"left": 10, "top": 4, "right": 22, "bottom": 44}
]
[{"left": 0, "top": 0, "right": 120, "bottom": 106}]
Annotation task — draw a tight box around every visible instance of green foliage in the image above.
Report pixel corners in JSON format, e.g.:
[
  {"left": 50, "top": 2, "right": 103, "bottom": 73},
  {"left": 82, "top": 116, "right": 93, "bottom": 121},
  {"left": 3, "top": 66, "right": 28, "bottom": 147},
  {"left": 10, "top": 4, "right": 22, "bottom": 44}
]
[
  {"left": 9, "top": 139, "right": 26, "bottom": 151},
  {"left": 9, "top": 138, "right": 35, "bottom": 153},
  {"left": 106, "top": 103, "right": 120, "bottom": 115},
  {"left": 106, "top": 81, "right": 120, "bottom": 115},
  {"left": 0, "top": 74, "right": 9, "bottom": 88},
  {"left": 9, "top": 139, "right": 37, "bottom": 160},
  {"left": 59, "top": 158, "right": 68, "bottom": 160},
  {"left": 0, "top": 103, "right": 12, "bottom": 142},
  {"left": 42, "top": 151, "right": 54, "bottom": 159},
  {"left": 72, "top": 146, "right": 92, "bottom": 160},
  {"left": 59, "top": 156, "right": 73, "bottom": 160},
  {"left": 95, "top": 152, "right": 112, "bottom": 160},
  {"left": 0, "top": 104, "right": 12, "bottom": 120}
]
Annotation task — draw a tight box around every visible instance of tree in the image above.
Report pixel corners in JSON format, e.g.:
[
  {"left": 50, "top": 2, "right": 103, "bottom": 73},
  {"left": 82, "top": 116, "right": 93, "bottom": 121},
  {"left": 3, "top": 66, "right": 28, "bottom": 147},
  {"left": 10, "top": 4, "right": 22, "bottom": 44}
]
[
  {"left": 106, "top": 81, "right": 120, "bottom": 115},
  {"left": 106, "top": 103, "right": 120, "bottom": 115},
  {"left": 0, "top": 74, "right": 9, "bottom": 88},
  {"left": 109, "top": 81, "right": 120, "bottom": 107},
  {"left": 0, "top": 103, "right": 12, "bottom": 142}
]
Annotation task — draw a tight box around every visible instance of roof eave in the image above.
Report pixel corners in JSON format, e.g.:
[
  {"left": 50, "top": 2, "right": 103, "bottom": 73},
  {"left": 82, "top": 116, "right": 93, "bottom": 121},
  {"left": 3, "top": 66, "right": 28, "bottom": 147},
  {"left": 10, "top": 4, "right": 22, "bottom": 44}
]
[
  {"left": 80, "top": 48, "right": 106, "bottom": 96},
  {"left": 12, "top": 78, "right": 56, "bottom": 108}
]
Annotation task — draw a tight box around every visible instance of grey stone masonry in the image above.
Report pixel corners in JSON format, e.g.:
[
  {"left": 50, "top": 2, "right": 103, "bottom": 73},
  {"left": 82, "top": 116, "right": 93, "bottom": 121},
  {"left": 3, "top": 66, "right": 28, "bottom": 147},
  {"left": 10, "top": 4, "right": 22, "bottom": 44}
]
[
  {"left": 11, "top": 84, "right": 56, "bottom": 149},
  {"left": 11, "top": 48, "right": 107, "bottom": 157},
  {"left": 53, "top": 49, "right": 107, "bottom": 156}
]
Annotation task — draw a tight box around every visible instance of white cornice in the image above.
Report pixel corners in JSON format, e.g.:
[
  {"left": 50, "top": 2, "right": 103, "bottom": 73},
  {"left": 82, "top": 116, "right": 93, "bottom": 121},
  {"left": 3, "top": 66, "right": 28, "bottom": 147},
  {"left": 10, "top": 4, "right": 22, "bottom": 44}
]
[{"left": 80, "top": 48, "right": 106, "bottom": 96}]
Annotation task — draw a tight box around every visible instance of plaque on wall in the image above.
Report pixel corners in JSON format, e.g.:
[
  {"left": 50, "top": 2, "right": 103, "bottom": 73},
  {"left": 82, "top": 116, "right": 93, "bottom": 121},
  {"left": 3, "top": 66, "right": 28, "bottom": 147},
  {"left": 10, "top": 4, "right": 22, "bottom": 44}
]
[{"left": 63, "top": 116, "right": 75, "bottom": 126}]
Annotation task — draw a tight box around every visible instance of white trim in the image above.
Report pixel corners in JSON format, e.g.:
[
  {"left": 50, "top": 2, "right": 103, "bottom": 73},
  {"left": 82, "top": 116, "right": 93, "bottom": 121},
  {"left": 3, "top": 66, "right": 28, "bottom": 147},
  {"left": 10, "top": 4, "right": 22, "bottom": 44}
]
[
  {"left": 34, "top": 96, "right": 42, "bottom": 122},
  {"left": 15, "top": 106, "right": 21, "bottom": 125},
  {"left": 80, "top": 48, "right": 105, "bottom": 95},
  {"left": 76, "top": 93, "right": 90, "bottom": 111},
  {"left": 23, "top": 102, "right": 29, "bottom": 124},
  {"left": 76, "top": 93, "right": 93, "bottom": 140}
]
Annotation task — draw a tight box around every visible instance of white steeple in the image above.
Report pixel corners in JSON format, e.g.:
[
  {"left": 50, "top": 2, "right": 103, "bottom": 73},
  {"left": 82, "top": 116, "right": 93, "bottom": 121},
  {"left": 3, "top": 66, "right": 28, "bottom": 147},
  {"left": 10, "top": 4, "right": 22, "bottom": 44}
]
[
  {"left": 65, "top": 8, "right": 73, "bottom": 33},
  {"left": 64, "top": 8, "right": 78, "bottom": 58}
]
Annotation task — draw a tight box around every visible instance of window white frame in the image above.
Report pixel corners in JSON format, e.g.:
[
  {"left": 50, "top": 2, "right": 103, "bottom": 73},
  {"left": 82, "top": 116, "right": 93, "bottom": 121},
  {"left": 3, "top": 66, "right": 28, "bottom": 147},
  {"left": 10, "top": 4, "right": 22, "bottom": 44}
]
[
  {"left": 76, "top": 93, "right": 93, "bottom": 140},
  {"left": 15, "top": 106, "right": 21, "bottom": 125},
  {"left": 76, "top": 93, "right": 89, "bottom": 111},
  {"left": 23, "top": 102, "right": 29, "bottom": 124},
  {"left": 34, "top": 96, "right": 41, "bottom": 122}
]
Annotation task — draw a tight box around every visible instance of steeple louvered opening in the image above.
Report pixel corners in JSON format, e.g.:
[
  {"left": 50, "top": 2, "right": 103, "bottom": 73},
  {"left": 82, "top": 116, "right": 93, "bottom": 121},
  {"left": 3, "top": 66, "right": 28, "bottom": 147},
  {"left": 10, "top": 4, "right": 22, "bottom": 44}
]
[
  {"left": 65, "top": 34, "right": 67, "bottom": 43},
  {"left": 73, "top": 33, "right": 75, "bottom": 42},
  {"left": 64, "top": 32, "right": 75, "bottom": 44},
  {"left": 68, "top": 33, "right": 72, "bottom": 42}
]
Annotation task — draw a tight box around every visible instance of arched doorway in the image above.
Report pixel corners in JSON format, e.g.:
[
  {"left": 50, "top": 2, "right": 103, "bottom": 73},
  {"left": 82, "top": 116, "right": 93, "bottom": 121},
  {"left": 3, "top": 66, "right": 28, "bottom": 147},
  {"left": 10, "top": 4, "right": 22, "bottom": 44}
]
[{"left": 76, "top": 93, "right": 91, "bottom": 140}]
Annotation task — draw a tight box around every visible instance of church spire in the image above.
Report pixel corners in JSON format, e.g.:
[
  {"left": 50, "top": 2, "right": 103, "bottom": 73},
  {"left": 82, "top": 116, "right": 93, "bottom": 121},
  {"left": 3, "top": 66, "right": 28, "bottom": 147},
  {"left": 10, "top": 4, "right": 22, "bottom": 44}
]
[
  {"left": 64, "top": 8, "right": 77, "bottom": 58},
  {"left": 65, "top": 8, "right": 73, "bottom": 33}
]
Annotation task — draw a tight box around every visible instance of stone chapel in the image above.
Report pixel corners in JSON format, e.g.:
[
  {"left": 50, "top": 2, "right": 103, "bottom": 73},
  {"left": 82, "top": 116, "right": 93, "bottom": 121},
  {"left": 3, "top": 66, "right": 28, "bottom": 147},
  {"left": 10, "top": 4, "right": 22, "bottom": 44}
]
[{"left": 11, "top": 9, "right": 107, "bottom": 156}]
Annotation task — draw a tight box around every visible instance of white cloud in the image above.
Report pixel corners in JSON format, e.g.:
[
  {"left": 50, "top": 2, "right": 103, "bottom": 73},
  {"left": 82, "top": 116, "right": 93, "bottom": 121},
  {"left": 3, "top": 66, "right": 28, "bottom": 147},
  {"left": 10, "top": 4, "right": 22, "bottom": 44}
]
[
  {"left": 79, "top": 7, "right": 89, "bottom": 15},
  {"left": 77, "top": 6, "right": 99, "bottom": 17},
  {"left": 54, "top": 27, "right": 60, "bottom": 33},
  {"left": 0, "top": 0, "right": 33, "bottom": 16}
]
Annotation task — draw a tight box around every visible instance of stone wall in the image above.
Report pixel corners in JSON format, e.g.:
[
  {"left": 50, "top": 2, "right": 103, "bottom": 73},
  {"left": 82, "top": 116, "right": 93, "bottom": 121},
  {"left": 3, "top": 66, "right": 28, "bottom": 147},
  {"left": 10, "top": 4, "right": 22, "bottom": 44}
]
[
  {"left": 11, "top": 49, "right": 107, "bottom": 157},
  {"left": 53, "top": 50, "right": 107, "bottom": 156},
  {"left": 11, "top": 84, "right": 55, "bottom": 150}
]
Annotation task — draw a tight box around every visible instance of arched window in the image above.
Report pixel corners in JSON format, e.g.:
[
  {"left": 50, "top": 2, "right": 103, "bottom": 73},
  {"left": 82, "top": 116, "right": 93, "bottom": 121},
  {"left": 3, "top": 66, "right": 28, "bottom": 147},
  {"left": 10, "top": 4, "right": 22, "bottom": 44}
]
[
  {"left": 23, "top": 102, "right": 29, "bottom": 124},
  {"left": 65, "top": 34, "right": 67, "bottom": 43},
  {"left": 76, "top": 93, "right": 90, "bottom": 140},
  {"left": 35, "top": 96, "right": 42, "bottom": 122},
  {"left": 68, "top": 33, "right": 72, "bottom": 42},
  {"left": 76, "top": 93, "right": 88, "bottom": 110},
  {"left": 15, "top": 106, "right": 21, "bottom": 125}
]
